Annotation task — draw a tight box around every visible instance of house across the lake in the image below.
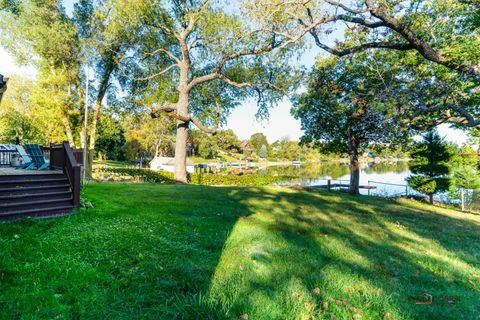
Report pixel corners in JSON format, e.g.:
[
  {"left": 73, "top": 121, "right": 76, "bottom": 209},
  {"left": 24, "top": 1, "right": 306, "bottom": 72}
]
[{"left": 150, "top": 157, "right": 195, "bottom": 173}]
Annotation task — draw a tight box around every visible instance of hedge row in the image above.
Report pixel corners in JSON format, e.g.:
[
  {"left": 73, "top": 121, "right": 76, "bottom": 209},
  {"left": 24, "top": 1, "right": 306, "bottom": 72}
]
[
  {"left": 93, "top": 167, "right": 174, "bottom": 183},
  {"left": 93, "top": 167, "right": 290, "bottom": 186}
]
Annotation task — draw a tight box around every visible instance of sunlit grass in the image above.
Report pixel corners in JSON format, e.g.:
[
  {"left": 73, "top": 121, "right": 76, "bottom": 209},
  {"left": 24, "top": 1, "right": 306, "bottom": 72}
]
[{"left": 0, "top": 184, "right": 478, "bottom": 319}]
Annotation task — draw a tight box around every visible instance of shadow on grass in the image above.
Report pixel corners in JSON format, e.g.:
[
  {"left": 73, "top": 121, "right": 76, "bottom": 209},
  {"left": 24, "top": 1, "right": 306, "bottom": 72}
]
[
  {"left": 205, "top": 187, "right": 480, "bottom": 319},
  {"left": 0, "top": 184, "right": 478, "bottom": 319}
]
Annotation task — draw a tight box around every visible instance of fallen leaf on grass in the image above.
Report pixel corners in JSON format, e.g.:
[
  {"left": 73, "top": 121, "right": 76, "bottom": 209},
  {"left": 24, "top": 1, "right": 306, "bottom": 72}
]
[
  {"left": 305, "top": 302, "right": 314, "bottom": 311},
  {"left": 312, "top": 287, "right": 321, "bottom": 295}
]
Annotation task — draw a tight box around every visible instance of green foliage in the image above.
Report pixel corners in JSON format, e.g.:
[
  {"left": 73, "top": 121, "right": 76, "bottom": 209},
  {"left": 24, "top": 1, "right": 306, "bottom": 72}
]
[
  {"left": 258, "top": 144, "right": 268, "bottom": 158},
  {"left": 452, "top": 165, "right": 480, "bottom": 190},
  {"left": 292, "top": 54, "right": 409, "bottom": 155},
  {"left": 249, "top": 133, "right": 269, "bottom": 155},
  {"left": 94, "top": 166, "right": 289, "bottom": 186},
  {"left": 192, "top": 172, "right": 288, "bottom": 186},
  {"left": 408, "top": 130, "right": 452, "bottom": 197},
  {"left": 95, "top": 114, "right": 126, "bottom": 160},
  {"left": 93, "top": 167, "right": 174, "bottom": 183}
]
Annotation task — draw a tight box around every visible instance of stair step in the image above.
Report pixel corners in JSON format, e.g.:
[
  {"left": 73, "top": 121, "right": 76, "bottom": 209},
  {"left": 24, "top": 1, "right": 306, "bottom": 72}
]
[
  {"left": 0, "top": 205, "right": 75, "bottom": 220},
  {"left": 0, "top": 184, "right": 71, "bottom": 194},
  {"left": 0, "top": 198, "right": 73, "bottom": 210},
  {"left": 0, "top": 174, "right": 65, "bottom": 182},
  {"left": 0, "top": 178, "right": 68, "bottom": 186},
  {"left": 0, "top": 191, "right": 72, "bottom": 202}
]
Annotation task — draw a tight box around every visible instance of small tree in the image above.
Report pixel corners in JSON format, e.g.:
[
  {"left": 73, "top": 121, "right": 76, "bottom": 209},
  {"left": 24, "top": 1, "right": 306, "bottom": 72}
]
[
  {"left": 407, "top": 131, "right": 452, "bottom": 204},
  {"left": 452, "top": 165, "right": 480, "bottom": 212},
  {"left": 259, "top": 144, "right": 268, "bottom": 159}
]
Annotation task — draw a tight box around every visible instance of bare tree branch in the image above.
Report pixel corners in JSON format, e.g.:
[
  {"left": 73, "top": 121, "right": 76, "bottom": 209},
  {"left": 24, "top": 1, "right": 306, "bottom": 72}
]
[
  {"left": 145, "top": 48, "right": 181, "bottom": 64},
  {"left": 132, "top": 64, "right": 179, "bottom": 81}
]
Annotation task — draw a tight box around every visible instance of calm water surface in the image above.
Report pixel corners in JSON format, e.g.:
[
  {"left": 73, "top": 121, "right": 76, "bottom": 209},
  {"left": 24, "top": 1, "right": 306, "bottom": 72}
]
[{"left": 261, "top": 161, "right": 412, "bottom": 196}]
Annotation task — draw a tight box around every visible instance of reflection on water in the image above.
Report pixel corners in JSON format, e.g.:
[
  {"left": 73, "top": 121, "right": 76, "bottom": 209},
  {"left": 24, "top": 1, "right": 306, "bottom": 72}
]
[{"left": 260, "top": 161, "right": 411, "bottom": 196}]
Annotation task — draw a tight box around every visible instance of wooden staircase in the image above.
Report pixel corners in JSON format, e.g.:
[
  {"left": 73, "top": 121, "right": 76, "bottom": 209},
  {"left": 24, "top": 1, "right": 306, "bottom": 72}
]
[{"left": 0, "top": 142, "right": 81, "bottom": 221}]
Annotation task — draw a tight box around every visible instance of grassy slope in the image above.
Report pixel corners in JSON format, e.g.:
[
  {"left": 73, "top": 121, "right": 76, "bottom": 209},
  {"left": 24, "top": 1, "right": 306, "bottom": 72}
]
[{"left": 0, "top": 184, "right": 479, "bottom": 320}]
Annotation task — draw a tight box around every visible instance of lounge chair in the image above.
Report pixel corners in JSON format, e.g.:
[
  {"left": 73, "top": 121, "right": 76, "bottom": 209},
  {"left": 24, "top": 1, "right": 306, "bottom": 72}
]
[
  {"left": 24, "top": 144, "right": 50, "bottom": 170},
  {"left": 15, "top": 145, "right": 34, "bottom": 169}
]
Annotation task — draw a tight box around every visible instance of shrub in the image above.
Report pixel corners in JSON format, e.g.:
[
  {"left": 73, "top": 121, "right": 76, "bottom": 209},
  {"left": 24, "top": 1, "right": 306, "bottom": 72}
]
[
  {"left": 93, "top": 167, "right": 174, "bottom": 183},
  {"left": 93, "top": 167, "right": 290, "bottom": 186}
]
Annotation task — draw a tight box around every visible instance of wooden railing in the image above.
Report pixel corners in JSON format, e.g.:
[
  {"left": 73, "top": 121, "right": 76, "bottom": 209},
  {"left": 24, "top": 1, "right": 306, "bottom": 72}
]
[
  {"left": 0, "top": 149, "right": 18, "bottom": 166},
  {"left": 50, "top": 142, "right": 81, "bottom": 208}
]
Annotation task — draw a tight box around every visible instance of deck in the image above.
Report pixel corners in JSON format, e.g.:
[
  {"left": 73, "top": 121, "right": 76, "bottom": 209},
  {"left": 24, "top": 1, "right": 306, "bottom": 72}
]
[{"left": 0, "top": 167, "right": 63, "bottom": 176}]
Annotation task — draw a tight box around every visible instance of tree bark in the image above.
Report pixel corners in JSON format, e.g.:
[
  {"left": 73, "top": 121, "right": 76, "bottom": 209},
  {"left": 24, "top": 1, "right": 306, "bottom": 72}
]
[
  {"left": 461, "top": 188, "right": 465, "bottom": 211},
  {"left": 173, "top": 60, "right": 190, "bottom": 183},
  {"left": 62, "top": 116, "right": 75, "bottom": 148},
  {"left": 348, "top": 130, "right": 360, "bottom": 195},
  {"left": 429, "top": 194, "right": 434, "bottom": 205}
]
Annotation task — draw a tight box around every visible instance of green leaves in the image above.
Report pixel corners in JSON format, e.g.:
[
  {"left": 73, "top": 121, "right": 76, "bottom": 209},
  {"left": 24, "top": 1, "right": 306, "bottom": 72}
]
[{"left": 407, "top": 130, "right": 452, "bottom": 196}]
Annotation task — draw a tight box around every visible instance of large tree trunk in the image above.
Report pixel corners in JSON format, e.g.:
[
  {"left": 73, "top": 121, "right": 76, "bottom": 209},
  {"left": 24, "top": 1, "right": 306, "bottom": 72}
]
[
  {"left": 173, "top": 63, "right": 190, "bottom": 183},
  {"left": 348, "top": 130, "right": 360, "bottom": 195},
  {"left": 429, "top": 194, "right": 434, "bottom": 205}
]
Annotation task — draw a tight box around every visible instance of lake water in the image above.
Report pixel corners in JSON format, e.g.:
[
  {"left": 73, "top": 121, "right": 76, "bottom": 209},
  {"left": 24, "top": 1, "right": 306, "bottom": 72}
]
[{"left": 259, "top": 161, "right": 413, "bottom": 197}]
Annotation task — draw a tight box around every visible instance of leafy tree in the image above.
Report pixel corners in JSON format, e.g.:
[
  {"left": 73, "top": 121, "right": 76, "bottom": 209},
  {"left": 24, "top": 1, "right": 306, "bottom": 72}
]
[
  {"left": 215, "top": 129, "right": 241, "bottom": 154},
  {"left": 407, "top": 130, "right": 452, "bottom": 204},
  {"left": 259, "top": 145, "right": 268, "bottom": 159},
  {"left": 249, "top": 133, "right": 269, "bottom": 156},
  {"left": 451, "top": 164, "right": 480, "bottom": 211},
  {"left": 293, "top": 55, "right": 408, "bottom": 194},
  {"left": 95, "top": 113, "right": 126, "bottom": 161},
  {"left": 1, "top": 0, "right": 83, "bottom": 147},
  {"left": 247, "top": 0, "right": 480, "bottom": 127},
  {"left": 108, "top": 0, "right": 302, "bottom": 182}
]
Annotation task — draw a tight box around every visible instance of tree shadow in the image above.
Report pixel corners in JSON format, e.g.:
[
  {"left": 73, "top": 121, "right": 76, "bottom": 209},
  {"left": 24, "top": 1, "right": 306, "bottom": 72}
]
[
  {"left": 205, "top": 187, "right": 480, "bottom": 319},
  {"left": 0, "top": 185, "right": 478, "bottom": 319}
]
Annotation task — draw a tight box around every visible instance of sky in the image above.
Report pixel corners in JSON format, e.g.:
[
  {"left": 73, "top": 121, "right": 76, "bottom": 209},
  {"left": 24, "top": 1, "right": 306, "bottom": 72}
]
[{"left": 0, "top": 0, "right": 470, "bottom": 145}]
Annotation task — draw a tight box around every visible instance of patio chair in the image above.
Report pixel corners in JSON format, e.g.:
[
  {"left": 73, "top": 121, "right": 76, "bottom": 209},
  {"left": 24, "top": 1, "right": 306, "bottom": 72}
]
[
  {"left": 15, "top": 145, "right": 34, "bottom": 170},
  {"left": 24, "top": 144, "right": 50, "bottom": 170}
]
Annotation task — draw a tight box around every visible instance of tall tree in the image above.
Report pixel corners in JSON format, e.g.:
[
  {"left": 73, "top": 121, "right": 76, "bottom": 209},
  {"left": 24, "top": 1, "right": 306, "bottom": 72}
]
[
  {"left": 108, "top": 0, "right": 311, "bottom": 183},
  {"left": 407, "top": 130, "right": 452, "bottom": 204},
  {"left": 0, "top": 0, "right": 83, "bottom": 146},
  {"left": 73, "top": 0, "right": 142, "bottom": 153},
  {"left": 247, "top": 0, "right": 480, "bottom": 126},
  {"left": 293, "top": 54, "right": 408, "bottom": 194}
]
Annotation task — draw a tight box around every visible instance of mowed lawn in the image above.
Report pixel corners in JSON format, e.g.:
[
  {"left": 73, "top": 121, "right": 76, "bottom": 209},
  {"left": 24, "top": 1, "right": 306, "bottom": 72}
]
[{"left": 0, "top": 184, "right": 479, "bottom": 319}]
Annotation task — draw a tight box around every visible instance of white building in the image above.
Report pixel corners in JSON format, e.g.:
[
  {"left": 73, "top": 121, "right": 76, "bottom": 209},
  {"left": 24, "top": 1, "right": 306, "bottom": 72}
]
[{"left": 150, "top": 157, "right": 195, "bottom": 173}]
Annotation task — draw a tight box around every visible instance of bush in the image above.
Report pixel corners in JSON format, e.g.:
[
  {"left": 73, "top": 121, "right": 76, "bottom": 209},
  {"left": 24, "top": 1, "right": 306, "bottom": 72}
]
[
  {"left": 93, "top": 167, "right": 174, "bottom": 183},
  {"left": 93, "top": 167, "right": 290, "bottom": 186},
  {"left": 191, "top": 172, "right": 289, "bottom": 186}
]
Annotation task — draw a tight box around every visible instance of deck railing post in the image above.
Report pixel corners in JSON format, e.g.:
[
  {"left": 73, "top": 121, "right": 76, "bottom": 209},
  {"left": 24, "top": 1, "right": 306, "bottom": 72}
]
[{"left": 73, "top": 165, "right": 81, "bottom": 207}]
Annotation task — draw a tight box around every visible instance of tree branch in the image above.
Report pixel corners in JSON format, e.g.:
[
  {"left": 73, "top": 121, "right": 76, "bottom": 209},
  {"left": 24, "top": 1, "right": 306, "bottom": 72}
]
[
  {"left": 145, "top": 48, "right": 181, "bottom": 64},
  {"left": 364, "top": 0, "right": 480, "bottom": 76},
  {"left": 150, "top": 102, "right": 217, "bottom": 134},
  {"left": 132, "top": 64, "right": 179, "bottom": 81}
]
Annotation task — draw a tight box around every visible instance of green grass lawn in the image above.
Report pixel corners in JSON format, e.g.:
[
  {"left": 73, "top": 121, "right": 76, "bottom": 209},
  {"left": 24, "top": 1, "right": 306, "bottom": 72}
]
[{"left": 1, "top": 184, "right": 479, "bottom": 319}]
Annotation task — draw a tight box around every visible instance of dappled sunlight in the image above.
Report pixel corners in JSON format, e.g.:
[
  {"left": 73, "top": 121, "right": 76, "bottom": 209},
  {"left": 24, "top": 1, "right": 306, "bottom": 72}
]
[{"left": 203, "top": 187, "right": 480, "bottom": 319}]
